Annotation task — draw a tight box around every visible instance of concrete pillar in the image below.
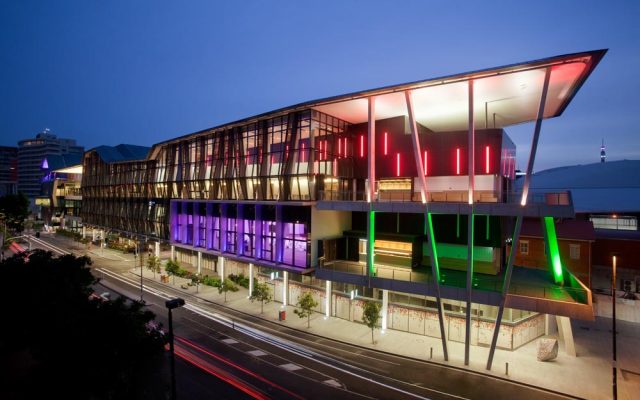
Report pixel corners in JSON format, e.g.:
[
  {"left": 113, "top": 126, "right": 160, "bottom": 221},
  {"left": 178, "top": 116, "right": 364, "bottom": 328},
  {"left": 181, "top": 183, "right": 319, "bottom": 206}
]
[
  {"left": 155, "top": 242, "right": 160, "bottom": 258},
  {"left": 219, "top": 256, "right": 225, "bottom": 279},
  {"left": 545, "top": 314, "right": 558, "bottom": 336},
  {"left": 249, "top": 263, "right": 254, "bottom": 297},
  {"left": 170, "top": 245, "right": 175, "bottom": 261},
  {"left": 92, "top": 228, "right": 96, "bottom": 241},
  {"left": 82, "top": 226, "right": 86, "bottom": 238},
  {"left": 556, "top": 316, "right": 576, "bottom": 356},
  {"left": 381, "top": 289, "right": 389, "bottom": 331},
  {"left": 282, "top": 270, "right": 288, "bottom": 307},
  {"left": 325, "top": 280, "right": 331, "bottom": 318},
  {"left": 197, "top": 251, "right": 202, "bottom": 274}
]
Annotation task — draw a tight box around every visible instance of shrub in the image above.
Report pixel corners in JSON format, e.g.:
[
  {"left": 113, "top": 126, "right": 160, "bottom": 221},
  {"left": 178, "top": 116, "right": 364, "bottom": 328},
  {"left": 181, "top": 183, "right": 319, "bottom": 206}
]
[
  {"left": 202, "top": 275, "right": 221, "bottom": 288},
  {"left": 228, "top": 273, "right": 250, "bottom": 289}
]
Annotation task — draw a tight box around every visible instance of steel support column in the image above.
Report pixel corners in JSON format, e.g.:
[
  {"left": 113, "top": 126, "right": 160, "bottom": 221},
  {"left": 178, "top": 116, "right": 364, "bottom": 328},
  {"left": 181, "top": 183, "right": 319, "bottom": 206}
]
[
  {"left": 520, "top": 67, "right": 552, "bottom": 206},
  {"left": 367, "top": 96, "right": 376, "bottom": 203},
  {"left": 486, "top": 215, "right": 522, "bottom": 369},
  {"left": 405, "top": 90, "right": 429, "bottom": 203},
  {"left": 425, "top": 212, "right": 449, "bottom": 360},
  {"left": 464, "top": 80, "right": 475, "bottom": 366},
  {"left": 487, "top": 67, "right": 551, "bottom": 370}
]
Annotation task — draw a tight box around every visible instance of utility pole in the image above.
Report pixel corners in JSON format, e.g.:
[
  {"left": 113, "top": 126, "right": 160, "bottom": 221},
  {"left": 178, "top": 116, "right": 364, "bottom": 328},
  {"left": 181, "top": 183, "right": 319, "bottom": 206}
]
[{"left": 612, "top": 254, "right": 618, "bottom": 400}]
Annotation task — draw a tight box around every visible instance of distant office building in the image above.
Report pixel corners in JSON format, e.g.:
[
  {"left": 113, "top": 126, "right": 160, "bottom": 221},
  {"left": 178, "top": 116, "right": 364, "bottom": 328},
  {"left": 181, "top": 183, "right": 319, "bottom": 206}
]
[
  {"left": 38, "top": 153, "right": 84, "bottom": 231},
  {"left": 0, "top": 146, "right": 18, "bottom": 196},
  {"left": 17, "top": 130, "right": 84, "bottom": 199}
]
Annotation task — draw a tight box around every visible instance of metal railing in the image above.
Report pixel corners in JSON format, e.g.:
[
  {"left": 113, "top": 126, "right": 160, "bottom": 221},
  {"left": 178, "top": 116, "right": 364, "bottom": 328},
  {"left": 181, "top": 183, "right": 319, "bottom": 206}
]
[{"left": 318, "top": 189, "right": 572, "bottom": 207}]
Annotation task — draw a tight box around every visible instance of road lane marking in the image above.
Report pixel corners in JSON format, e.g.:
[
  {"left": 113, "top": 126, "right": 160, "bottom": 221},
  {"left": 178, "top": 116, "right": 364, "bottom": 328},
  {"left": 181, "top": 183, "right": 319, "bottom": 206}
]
[
  {"left": 221, "top": 338, "right": 239, "bottom": 344},
  {"left": 280, "top": 363, "right": 303, "bottom": 372},
  {"left": 247, "top": 350, "right": 268, "bottom": 357}
]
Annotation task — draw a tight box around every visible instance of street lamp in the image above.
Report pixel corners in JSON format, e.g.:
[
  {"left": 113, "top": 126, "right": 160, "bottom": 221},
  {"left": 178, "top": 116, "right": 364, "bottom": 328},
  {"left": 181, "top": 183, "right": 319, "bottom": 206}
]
[
  {"left": 612, "top": 254, "right": 618, "bottom": 400},
  {"left": 165, "top": 297, "right": 185, "bottom": 400}
]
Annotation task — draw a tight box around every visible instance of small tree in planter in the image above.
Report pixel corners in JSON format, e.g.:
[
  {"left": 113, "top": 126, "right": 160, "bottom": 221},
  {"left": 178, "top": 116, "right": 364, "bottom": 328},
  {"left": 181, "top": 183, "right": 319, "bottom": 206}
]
[
  {"left": 165, "top": 259, "right": 180, "bottom": 285},
  {"left": 249, "top": 282, "right": 272, "bottom": 314},
  {"left": 294, "top": 291, "right": 318, "bottom": 328},
  {"left": 218, "top": 278, "right": 239, "bottom": 302},
  {"left": 362, "top": 300, "right": 381, "bottom": 344},
  {"left": 146, "top": 255, "right": 161, "bottom": 279}
]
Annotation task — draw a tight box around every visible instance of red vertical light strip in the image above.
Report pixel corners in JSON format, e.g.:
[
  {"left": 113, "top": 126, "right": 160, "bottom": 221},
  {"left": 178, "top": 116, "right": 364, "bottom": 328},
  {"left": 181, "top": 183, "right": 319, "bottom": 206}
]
[
  {"left": 360, "top": 135, "right": 364, "bottom": 158},
  {"left": 456, "top": 148, "right": 460, "bottom": 175},
  {"left": 343, "top": 137, "right": 347, "bottom": 158},
  {"left": 384, "top": 132, "right": 388, "bottom": 155},
  {"left": 285, "top": 144, "right": 289, "bottom": 161},
  {"left": 396, "top": 153, "right": 401, "bottom": 177},
  {"left": 338, "top": 137, "right": 342, "bottom": 158},
  {"left": 259, "top": 147, "right": 263, "bottom": 164},
  {"left": 301, "top": 143, "right": 305, "bottom": 162},
  {"left": 423, "top": 150, "right": 428, "bottom": 176},
  {"left": 333, "top": 158, "right": 337, "bottom": 176},
  {"left": 485, "top": 145, "right": 490, "bottom": 174},
  {"left": 323, "top": 140, "right": 327, "bottom": 161}
]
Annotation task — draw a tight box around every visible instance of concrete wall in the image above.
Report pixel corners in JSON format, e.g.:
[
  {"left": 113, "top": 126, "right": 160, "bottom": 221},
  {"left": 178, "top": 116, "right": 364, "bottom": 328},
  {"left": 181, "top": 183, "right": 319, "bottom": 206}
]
[
  {"left": 310, "top": 209, "right": 351, "bottom": 267},
  {"left": 594, "top": 293, "right": 640, "bottom": 323}
]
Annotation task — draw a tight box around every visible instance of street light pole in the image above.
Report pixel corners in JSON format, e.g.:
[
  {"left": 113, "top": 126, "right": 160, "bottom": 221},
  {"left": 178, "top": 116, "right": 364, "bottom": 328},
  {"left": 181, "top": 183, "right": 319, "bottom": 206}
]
[
  {"left": 166, "top": 298, "right": 185, "bottom": 400},
  {"left": 612, "top": 255, "right": 618, "bottom": 400}
]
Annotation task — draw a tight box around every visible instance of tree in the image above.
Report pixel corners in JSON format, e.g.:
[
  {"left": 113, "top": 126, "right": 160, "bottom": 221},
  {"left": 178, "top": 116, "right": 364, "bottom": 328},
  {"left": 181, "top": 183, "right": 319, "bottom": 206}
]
[
  {"left": 0, "top": 192, "right": 29, "bottom": 234},
  {"left": 165, "top": 259, "right": 180, "bottom": 284},
  {"left": 362, "top": 300, "right": 381, "bottom": 344},
  {"left": 294, "top": 291, "right": 318, "bottom": 328},
  {"left": 218, "top": 277, "right": 239, "bottom": 302},
  {"left": 146, "top": 255, "right": 161, "bottom": 279},
  {"left": 249, "top": 282, "right": 272, "bottom": 314},
  {"left": 0, "top": 250, "right": 168, "bottom": 399}
]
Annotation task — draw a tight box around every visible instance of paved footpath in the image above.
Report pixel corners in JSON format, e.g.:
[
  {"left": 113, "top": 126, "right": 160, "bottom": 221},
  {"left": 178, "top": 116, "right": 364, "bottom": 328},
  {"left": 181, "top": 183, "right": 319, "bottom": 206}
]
[{"left": 37, "top": 232, "right": 640, "bottom": 400}]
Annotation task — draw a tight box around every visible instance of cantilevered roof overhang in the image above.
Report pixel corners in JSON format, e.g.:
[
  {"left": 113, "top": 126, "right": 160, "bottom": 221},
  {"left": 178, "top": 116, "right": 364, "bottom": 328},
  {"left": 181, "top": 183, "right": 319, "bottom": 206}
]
[
  {"left": 311, "top": 49, "right": 606, "bottom": 131},
  {"left": 152, "top": 49, "right": 606, "bottom": 153}
]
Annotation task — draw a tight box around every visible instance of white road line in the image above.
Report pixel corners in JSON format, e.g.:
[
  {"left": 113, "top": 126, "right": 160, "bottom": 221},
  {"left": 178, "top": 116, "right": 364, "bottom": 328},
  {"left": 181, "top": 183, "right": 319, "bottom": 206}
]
[
  {"left": 280, "top": 363, "right": 303, "bottom": 372},
  {"left": 247, "top": 350, "right": 268, "bottom": 357}
]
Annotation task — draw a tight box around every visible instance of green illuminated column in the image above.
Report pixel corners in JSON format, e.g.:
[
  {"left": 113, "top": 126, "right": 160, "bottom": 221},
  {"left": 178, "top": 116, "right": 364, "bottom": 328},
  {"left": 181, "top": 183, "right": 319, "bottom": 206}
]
[
  {"left": 426, "top": 212, "right": 440, "bottom": 282},
  {"left": 543, "top": 217, "right": 564, "bottom": 285},
  {"left": 367, "top": 210, "right": 375, "bottom": 276}
]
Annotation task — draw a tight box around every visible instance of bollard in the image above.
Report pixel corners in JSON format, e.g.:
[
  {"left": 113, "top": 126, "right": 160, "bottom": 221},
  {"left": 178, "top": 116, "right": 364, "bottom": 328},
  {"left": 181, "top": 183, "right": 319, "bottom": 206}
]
[
  {"left": 505, "top": 362, "right": 509, "bottom": 376},
  {"left": 430, "top": 347, "right": 433, "bottom": 360}
]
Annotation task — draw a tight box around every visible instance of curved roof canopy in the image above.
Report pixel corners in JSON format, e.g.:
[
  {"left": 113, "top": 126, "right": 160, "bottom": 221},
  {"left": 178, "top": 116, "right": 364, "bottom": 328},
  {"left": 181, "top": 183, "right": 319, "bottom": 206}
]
[{"left": 151, "top": 49, "right": 605, "bottom": 152}]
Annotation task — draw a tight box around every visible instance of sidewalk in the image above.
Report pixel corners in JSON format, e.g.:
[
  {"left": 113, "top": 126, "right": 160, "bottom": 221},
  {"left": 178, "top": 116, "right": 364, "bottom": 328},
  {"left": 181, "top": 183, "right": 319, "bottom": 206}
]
[{"left": 134, "top": 265, "right": 640, "bottom": 400}]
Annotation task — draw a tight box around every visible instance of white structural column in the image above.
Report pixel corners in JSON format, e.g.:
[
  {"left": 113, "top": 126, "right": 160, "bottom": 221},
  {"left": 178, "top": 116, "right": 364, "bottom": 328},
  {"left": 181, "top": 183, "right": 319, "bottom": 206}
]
[
  {"left": 556, "top": 316, "right": 576, "bottom": 356},
  {"left": 197, "top": 251, "right": 202, "bottom": 274},
  {"left": 487, "top": 67, "right": 552, "bottom": 370},
  {"left": 282, "top": 270, "right": 288, "bottom": 307},
  {"left": 249, "top": 263, "right": 254, "bottom": 297},
  {"left": 381, "top": 289, "right": 389, "bottom": 331},
  {"left": 325, "top": 280, "right": 331, "bottom": 317},
  {"left": 405, "top": 90, "right": 429, "bottom": 203},
  {"left": 82, "top": 226, "right": 86, "bottom": 239},
  {"left": 520, "top": 68, "right": 552, "bottom": 206},
  {"left": 170, "top": 245, "right": 175, "bottom": 261},
  {"left": 219, "top": 256, "right": 225, "bottom": 280},
  {"left": 92, "top": 228, "right": 96, "bottom": 241},
  {"left": 464, "top": 79, "right": 475, "bottom": 366},
  {"left": 367, "top": 96, "right": 376, "bottom": 203},
  {"left": 155, "top": 242, "right": 160, "bottom": 258}
]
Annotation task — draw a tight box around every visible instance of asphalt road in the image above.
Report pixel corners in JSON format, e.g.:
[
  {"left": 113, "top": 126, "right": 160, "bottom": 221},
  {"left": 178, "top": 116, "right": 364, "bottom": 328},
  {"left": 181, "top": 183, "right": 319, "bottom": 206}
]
[{"left": 28, "top": 233, "right": 583, "bottom": 400}]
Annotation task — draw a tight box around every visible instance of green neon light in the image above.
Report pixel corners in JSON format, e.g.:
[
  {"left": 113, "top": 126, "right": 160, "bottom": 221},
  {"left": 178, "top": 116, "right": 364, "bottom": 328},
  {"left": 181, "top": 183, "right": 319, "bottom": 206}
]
[
  {"left": 468, "top": 214, "right": 474, "bottom": 276},
  {"left": 544, "top": 217, "right": 564, "bottom": 285},
  {"left": 456, "top": 214, "right": 460, "bottom": 238},
  {"left": 486, "top": 215, "right": 490, "bottom": 240},
  {"left": 368, "top": 211, "right": 375, "bottom": 276},
  {"left": 426, "top": 212, "right": 440, "bottom": 282}
]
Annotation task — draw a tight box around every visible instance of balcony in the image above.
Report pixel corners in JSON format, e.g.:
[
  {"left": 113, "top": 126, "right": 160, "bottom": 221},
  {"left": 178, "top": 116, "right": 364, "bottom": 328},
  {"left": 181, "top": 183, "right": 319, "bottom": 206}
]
[
  {"left": 316, "top": 259, "right": 593, "bottom": 320},
  {"left": 317, "top": 187, "right": 573, "bottom": 218}
]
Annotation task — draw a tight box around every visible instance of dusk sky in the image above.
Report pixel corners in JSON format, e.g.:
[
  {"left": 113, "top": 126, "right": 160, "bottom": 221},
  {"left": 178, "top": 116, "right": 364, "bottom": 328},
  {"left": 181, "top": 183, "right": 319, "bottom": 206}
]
[{"left": 1, "top": 1, "right": 638, "bottom": 172}]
